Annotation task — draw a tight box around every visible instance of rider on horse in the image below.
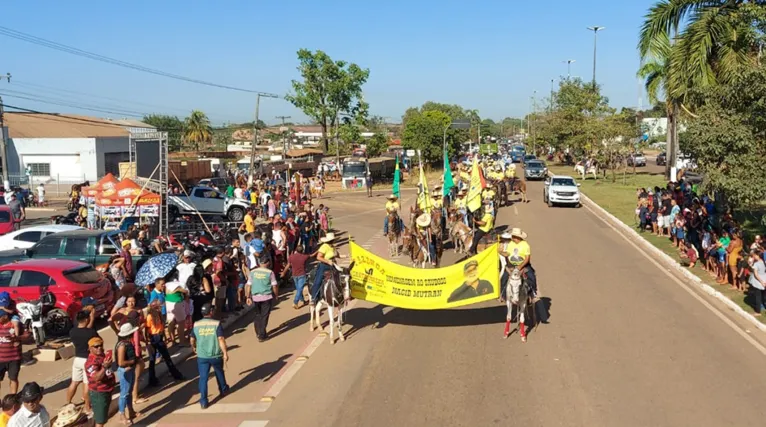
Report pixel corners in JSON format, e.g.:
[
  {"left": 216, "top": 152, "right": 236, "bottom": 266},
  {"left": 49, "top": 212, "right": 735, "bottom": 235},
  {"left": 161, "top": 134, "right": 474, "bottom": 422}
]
[
  {"left": 454, "top": 189, "right": 468, "bottom": 226},
  {"left": 383, "top": 194, "right": 403, "bottom": 235},
  {"left": 500, "top": 227, "right": 537, "bottom": 298},
  {"left": 416, "top": 213, "right": 437, "bottom": 267}
]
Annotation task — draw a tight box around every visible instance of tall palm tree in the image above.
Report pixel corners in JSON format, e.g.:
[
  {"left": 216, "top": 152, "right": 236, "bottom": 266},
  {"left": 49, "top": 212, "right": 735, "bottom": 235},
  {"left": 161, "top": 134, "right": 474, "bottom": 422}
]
[{"left": 183, "top": 110, "right": 213, "bottom": 151}]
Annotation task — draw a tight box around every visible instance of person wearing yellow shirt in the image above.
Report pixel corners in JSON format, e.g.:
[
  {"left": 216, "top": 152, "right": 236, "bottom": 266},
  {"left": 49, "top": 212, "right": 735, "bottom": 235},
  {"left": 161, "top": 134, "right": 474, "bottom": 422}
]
[
  {"left": 384, "top": 195, "right": 401, "bottom": 234},
  {"left": 239, "top": 208, "right": 256, "bottom": 234},
  {"left": 454, "top": 190, "right": 468, "bottom": 225},
  {"left": 501, "top": 227, "right": 537, "bottom": 297},
  {"left": 504, "top": 167, "right": 515, "bottom": 179},
  {"left": 310, "top": 233, "right": 340, "bottom": 301},
  {"left": 470, "top": 202, "right": 494, "bottom": 255}
]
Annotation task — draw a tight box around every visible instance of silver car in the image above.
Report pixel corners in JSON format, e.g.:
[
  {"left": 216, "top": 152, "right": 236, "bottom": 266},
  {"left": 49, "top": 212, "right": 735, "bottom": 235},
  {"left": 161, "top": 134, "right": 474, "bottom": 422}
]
[{"left": 524, "top": 160, "right": 547, "bottom": 180}]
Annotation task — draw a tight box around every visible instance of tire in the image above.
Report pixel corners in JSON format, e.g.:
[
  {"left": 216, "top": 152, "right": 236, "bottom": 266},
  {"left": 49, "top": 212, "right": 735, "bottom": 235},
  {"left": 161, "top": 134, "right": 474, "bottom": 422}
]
[
  {"left": 227, "top": 206, "right": 245, "bottom": 222},
  {"left": 44, "top": 309, "right": 72, "bottom": 337},
  {"left": 34, "top": 326, "right": 46, "bottom": 346},
  {"left": 547, "top": 198, "right": 553, "bottom": 208},
  {"left": 576, "top": 202, "right": 582, "bottom": 208}
]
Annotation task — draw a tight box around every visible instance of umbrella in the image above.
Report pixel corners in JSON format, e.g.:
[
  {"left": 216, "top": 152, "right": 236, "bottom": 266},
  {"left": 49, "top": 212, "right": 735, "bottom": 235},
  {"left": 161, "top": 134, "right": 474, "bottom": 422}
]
[{"left": 135, "top": 253, "right": 178, "bottom": 286}]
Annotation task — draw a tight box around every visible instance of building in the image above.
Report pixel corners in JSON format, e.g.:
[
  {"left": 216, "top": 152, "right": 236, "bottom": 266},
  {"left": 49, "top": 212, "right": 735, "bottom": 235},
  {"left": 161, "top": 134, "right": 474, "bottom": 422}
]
[
  {"left": 1, "top": 112, "right": 156, "bottom": 183},
  {"left": 641, "top": 118, "right": 686, "bottom": 137}
]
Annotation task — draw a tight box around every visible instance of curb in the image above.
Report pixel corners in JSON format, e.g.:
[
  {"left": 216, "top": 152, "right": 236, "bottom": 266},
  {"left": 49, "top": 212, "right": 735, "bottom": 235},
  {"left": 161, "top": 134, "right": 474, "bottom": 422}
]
[
  {"left": 50, "top": 304, "right": 255, "bottom": 425},
  {"left": 578, "top": 191, "right": 766, "bottom": 333},
  {"left": 25, "top": 208, "right": 58, "bottom": 212}
]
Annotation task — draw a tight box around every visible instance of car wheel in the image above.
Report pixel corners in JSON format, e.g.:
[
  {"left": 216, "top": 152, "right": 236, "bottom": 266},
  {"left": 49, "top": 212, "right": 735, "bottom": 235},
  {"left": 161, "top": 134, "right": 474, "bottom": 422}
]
[
  {"left": 44, "top": 309, "right": 73, "bottom": 337},
  {"left": 547, "top": 198, "right": 553, "bottom": 208},
  {"left": 228, "top": 206, "right": 245, "bottom": 222}
]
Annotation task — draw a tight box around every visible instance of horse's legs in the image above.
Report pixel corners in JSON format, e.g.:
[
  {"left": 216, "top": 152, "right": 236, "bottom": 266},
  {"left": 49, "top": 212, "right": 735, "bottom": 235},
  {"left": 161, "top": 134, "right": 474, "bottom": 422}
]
[
  {"left": 308, "top": 299, "right": 316, "bottom": 332},
  {"left": 519, "top": 306, "right": 527, "bottom": 342},
  {"left": 315, "top": 301, "right": 324, "bottom": 331},
  {"left": 504, "top": 286, "right": 512, "bottom": 338},
  {"left": 337, "top": 304, "right": 345, "bottom": 342},
  {"left": 327, "top": 304, "right": 335, "bottom": 344}
]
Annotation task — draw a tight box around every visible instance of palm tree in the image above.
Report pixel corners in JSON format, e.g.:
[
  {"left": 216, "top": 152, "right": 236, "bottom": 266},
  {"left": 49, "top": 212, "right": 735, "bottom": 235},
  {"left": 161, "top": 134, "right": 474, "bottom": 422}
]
[{"left": 183, "top": 110, "right": 213, "bottom": 151}]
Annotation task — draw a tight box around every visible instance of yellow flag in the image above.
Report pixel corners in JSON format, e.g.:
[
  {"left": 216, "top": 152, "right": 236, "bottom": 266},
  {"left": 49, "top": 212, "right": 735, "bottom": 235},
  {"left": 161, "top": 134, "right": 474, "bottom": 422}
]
[
  {"left": 417, "top": 166, "right": 432, "bottom": 213},
  {"left": 466, "top": 157, "right": 484, "bottom": 213}
]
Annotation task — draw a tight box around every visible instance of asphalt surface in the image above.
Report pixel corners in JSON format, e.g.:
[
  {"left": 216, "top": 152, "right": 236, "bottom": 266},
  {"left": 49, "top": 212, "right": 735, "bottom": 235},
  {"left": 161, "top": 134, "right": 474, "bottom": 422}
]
[{"left": 71, "top": 181, "right": 766, "bottom": 427}]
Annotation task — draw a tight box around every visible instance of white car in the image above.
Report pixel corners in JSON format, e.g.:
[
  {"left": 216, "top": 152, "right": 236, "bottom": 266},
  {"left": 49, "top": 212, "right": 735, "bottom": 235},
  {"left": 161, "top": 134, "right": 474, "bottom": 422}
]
[
  {"left": 0, "top": 224, "right": 84, "bottom": 251},
  {"left": 543, "top": 175, "right": 582, "bottom": 207}
]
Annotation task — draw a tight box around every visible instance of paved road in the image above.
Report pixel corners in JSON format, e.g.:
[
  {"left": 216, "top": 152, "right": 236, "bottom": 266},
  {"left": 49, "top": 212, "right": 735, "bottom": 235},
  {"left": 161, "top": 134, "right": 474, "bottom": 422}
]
[{"left": 90, "top": 185, "right": 766, "bottom": 427}]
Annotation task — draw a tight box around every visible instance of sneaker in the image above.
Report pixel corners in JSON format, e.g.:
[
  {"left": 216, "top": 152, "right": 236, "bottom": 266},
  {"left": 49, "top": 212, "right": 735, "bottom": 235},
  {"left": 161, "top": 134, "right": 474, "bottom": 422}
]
[{"left": 200, "top": 402, "right": 208, "bottom": 410}]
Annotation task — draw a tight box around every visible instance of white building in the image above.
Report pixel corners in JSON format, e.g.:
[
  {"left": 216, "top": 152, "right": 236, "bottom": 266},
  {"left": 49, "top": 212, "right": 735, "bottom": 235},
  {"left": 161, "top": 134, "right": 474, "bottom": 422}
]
[
  {"left": 641, "top": 118, "right": 687, "bottom": 137},
  {"left": 1, "top": 113, "right": 155, "bottom": 183}
]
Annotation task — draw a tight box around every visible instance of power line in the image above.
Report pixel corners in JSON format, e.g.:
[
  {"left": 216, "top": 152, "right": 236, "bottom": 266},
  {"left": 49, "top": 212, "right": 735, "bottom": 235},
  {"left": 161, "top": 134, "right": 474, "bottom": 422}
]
[
  {"left": 0, "top": 26, "right": 280, "bottom": 96},
  {"left": 0, "top": 91, "right": 147, "bottom": 118}
]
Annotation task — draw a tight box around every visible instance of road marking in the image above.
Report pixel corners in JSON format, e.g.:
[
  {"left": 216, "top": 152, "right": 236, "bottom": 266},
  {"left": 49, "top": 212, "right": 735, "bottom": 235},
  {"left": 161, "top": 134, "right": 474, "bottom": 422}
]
[
  {"left": 239, "top": 422, "right": 270, "bottom": 427},
  {"left": 173, "top": 402, "right": 271, "bottom": 414},
  {"left": 513, "top": 204, "right": 519, "bottom": 216},
  {"left": 581, "top": 202, "right": 766, "bottom": 356}
]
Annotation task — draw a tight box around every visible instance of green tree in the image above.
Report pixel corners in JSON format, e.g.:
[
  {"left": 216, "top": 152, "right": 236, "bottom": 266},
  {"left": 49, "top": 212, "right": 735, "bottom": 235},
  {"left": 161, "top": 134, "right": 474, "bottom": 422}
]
[
  {"left": 142, "top": 114, "right": 183, "bottom": 151},
  {"left": 682, "top": 68, "right": 766, "bottom": 208},
  {"left": 365, "top": 132, "right": 389, "bottom": 157},
  {"left": 547, "top": 78, "right": 611, "bottom": 153},
  {"left": 401, "top": 110, "right": 451, "bottom": 164},
  {"left": 183, "top": 110, "right": 213, "bottom": 151},
  {"left": 401, "top": 102, "right": 477, "bottom": 155},
  {"left": 285, "top": 49, "right": 370, "bottom": 151}
]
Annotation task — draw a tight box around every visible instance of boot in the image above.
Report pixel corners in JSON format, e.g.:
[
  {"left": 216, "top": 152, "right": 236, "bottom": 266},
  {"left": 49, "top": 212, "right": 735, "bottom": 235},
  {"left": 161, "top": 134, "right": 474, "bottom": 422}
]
[{"left": 520, "top": 323, "right": 527, "bottom": 343}]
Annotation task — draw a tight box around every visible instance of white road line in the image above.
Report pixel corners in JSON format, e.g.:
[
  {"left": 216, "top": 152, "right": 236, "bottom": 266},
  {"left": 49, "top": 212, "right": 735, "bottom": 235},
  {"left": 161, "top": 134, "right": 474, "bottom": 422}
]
[
  {"left": 582, "top": 202, "right": 766, "bottom": 356},
  {"left": 513, "top": 204, "right": 519, "bottom": 216},
  {"left": 239, "top": 422, "right": 270, "bottom": 427}
]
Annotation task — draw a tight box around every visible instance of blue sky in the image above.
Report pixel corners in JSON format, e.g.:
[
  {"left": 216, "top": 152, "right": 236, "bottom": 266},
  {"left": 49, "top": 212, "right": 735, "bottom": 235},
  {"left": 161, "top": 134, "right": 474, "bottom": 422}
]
[{"left": 2, "top": 0, "right": 655, "bottom": 126}]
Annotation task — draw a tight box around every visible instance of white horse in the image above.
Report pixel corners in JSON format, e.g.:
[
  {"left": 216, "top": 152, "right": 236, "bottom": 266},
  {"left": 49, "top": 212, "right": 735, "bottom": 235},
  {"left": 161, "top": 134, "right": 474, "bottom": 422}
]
[
  {"left": 309, "top": 263, "right": 351, "bottom": 344},
  {"left": 574, "top": 161, "right": 598, "bottom": 180},
  {"left": 449, "top": 220, "right": 472, "bottom": 255},
  {"left": 504, "top": 268, "right": 534, "bottom": 342}
]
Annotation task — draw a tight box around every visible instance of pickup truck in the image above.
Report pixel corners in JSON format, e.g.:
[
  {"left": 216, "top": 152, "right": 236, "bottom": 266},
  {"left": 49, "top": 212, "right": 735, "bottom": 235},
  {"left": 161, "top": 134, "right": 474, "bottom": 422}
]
[
  {"left": 0, "top": 230, "right": 151, "bottom": 270},
  {"left": 169, "top": 186, "right": 249, "bottom": 222}
]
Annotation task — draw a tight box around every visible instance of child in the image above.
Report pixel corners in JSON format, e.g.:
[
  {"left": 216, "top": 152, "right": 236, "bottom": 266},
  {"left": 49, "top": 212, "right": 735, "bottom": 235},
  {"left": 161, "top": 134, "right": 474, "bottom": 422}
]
[{"left": 0, "top": 393, "right": 20, "bottom": 427}]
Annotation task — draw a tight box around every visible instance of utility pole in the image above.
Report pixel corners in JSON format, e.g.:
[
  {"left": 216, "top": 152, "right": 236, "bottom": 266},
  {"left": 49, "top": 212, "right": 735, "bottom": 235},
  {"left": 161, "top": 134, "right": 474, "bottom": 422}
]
[
  {"left": 248, "top": 92, "right": 279, "bottom": 185},
  {"left": 550, "top": 78, "right": 555, "bottom": 112},
  {"left": 0, "top": 73, "right": 11, "bottom": 188},
  {"left": 562, "top": 59, "right": 576, "bottom": 79},
  {"left": 275, "top": 115, "right": 291, "bottom": 157},
  {"left": 587, "top": 26, "right": 606, "bottom": 87}
]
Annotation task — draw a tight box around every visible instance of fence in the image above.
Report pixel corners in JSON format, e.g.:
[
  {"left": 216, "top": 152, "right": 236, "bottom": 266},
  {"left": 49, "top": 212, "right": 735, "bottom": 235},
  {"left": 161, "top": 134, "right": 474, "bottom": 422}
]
[{"left": 5, "top": 173, "right": 90, "bottom": 199}]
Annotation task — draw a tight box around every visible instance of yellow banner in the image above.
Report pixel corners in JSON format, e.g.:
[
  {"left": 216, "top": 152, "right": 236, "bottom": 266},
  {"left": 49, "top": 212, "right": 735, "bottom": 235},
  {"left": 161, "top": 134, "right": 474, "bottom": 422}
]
[
  {"left": 466, "top": 157, "right": 483, "bottom": 212},
  {"left": 417, "top": 166, "right": 432, "bottom": 213},
  {"left": 349, "top": 242, "right": 499, "bottom": 309}
]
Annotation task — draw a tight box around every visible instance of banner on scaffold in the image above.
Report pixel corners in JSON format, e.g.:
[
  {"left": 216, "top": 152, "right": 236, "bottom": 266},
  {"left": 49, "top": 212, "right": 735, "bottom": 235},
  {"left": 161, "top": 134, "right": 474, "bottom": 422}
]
[{"left": 349, "top": 242, "right": 499, "bottom": 310}]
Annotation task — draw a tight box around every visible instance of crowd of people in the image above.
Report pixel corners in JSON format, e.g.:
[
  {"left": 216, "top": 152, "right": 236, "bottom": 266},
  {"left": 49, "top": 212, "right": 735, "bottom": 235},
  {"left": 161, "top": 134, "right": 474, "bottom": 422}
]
[{"left": 635, "top": 176, "right": 766, "bottom": 315}]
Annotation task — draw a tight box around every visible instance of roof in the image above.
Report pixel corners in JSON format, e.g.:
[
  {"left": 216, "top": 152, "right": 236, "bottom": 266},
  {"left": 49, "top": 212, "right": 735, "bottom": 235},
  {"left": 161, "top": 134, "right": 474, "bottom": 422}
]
[
  {"left": 551, "top": 175, "right": 576, "bottom": 179},
  {"left": 103, "top": 118, "right": 155, "bottom": 129},
  {"left": 1, "top": 225, "right": 83, "bottom": 236},
  {"left": 286, "top": 148, "right": 323, "bottom": 157},
  {"left": 0, "top": 258, "right": 90, "bottom": 270},
  {"left": 50, "top": 229, "right": 115, "bottom": 238},
  {"left": 4, "top": 113, "right": 130, "bottom": 138}
]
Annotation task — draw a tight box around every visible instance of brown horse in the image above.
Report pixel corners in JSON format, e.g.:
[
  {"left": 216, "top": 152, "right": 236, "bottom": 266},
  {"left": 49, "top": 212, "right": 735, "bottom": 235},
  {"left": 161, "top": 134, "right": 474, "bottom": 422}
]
[
  {"left": 449, "top": 212, "right": 472, "bottom": 254},
  {"left": 406, "top": 228, "right": 429, "bottom": 268},
  {"left": 387, "top": 212, "right": 401, "bottom": 257},
  {"left": 508, "top": 178, "right": 528, "bottom": 203}
]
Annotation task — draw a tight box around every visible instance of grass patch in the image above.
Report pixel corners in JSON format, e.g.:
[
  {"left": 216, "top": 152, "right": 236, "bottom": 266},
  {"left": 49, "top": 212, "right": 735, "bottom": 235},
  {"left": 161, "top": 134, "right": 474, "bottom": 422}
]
[{"left": 548, "top": 164, "right": 766, "bottom": 322}]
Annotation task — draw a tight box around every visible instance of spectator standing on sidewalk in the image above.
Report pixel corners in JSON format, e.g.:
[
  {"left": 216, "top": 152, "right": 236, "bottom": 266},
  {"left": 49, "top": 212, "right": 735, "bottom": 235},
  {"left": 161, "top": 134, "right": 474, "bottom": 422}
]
[
  {"left": 245, "top": 256, "right": 279, "bottom": 342},
  {"left": 84, "top": 337, "right": 114, "bottom": 427},
  {"left": 0, "top": 295, "right": 21, "bottom": 396},
  {"left": 145, "top": 300, "right": 184, "bottom": 386},
  {"left": 749, "top": 250, "right": 766, "bottom": 316},
  {"left": 65, "top": 308, "right": 98, "bottom": 414},
  {"left": 282, "top": 245, "right": 312, "bottom": 309},
  {"left": 190, "top": 303, "right": 229, "bottom": 410},
  {"left": 115, "top": 323, "right": 139, "bottom": 425},
  {"left": 6, "top": 195, "right": 24, "bottom": 232},
  {"left": 7, "top": 382, "right": 49, "bottom": 427}
]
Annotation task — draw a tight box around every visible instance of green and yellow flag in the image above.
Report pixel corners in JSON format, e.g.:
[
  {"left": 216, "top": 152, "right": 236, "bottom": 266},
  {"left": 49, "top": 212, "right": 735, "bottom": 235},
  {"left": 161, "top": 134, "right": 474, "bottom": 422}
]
[
  {"left": 443, "top": 150, "right": 454, "bottom": 197},
  {"left": 393, "top": 154, "right": 401, "bottom": 199},
  {"left": 417, "top": 165, "right": 432, "bottom": 213}
]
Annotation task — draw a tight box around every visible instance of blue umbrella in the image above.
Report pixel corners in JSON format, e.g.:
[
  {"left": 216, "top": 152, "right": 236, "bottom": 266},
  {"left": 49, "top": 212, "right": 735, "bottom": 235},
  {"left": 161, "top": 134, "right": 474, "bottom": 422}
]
[{"left": 135, "top": 252, "right": 178, "bottom": 286}]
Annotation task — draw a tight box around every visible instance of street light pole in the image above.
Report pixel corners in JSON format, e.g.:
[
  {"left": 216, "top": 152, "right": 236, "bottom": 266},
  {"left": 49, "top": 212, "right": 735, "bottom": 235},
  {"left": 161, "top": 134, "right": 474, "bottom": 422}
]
[
  {"left": 248, "top": 92, "right": 279, "bottom": 185},
  {"left": 562, "top": 59, "right": 576, "bottom": 79},
  {"left": 0, "top": 73, "right": 11, "bottom": 188},
  {"left": 587, "top": 26, "right": 606, "bottom": 87}
]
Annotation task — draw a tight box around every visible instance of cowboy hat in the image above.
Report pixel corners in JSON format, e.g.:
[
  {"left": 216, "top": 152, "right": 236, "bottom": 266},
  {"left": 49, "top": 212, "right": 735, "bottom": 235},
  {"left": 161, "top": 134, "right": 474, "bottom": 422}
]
[
  {"left": 53, "top": 403, "right": 83, "bottom": 427},
  {"left": 387, "top": 194, "right": 398, "bottom": 200},
  {"left": 416, "top": 213, "right": 431, "bottom": 228},
  {"left": 202, "top": 259, "right": 213, "bottom": 269},
  {"left": 510, "top": 227, "right": 527, "bottom": 240},
  {"left": 500, "top": 232, "right": 513, "bottom": 239},
  {"left": 117, "top": 322, "right": 139, "bottom": 337},
  {"left": 320, "top": 233, "right": 335, "bottom": 243}
]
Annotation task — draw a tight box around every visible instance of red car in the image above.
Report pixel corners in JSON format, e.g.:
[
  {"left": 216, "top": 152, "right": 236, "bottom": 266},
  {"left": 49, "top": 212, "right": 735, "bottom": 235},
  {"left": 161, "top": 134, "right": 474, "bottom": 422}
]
[
  {"left": 0, "top": 206, "right": 15, "bottom": 236},
  {"left": 0, "top": 259, "right": 114, "bottom": 335}
]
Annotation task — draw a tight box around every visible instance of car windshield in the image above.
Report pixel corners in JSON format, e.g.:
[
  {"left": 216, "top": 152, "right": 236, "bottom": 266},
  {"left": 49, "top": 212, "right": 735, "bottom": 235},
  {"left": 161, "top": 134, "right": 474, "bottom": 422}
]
[
  {"left": 0, "top": 211, "right": 9, "bottom": 223},
  {"left": 551, "top": 178, "right": 576, "bottom": 186},
  {"left": 63, "top": 265, "right": 103, "bottom": 284},
  {"left": 527, "top": 161, "right": 544, "bottom": 168}
]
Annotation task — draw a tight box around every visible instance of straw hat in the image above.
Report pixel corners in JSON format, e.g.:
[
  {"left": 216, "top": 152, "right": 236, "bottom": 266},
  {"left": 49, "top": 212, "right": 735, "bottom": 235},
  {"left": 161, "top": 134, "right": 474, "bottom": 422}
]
[
  {"left": 510, "top": 227, "right": 527, "bottom": 240},
  {"left": 117, "top": 322, "right": 138, "bottom": 337},
  {"left": 320, "top": 233, "right": 336, "bottom": 243},
  {"left": 416, "top": 213, "right": 432, "bottom": 228},
  {"left": 53, "top": 403, "right": 83, "bottom": 427},
  {"left": 202, "top": 259, "right": 213, "bottom": 269},
  {"left": 387, "top": 194, "right": 398, "bottom": 200}
]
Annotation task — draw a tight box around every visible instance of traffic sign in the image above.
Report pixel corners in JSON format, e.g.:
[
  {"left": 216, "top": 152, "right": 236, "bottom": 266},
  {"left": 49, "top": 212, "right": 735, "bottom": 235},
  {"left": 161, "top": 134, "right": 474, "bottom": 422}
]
[
  {"left": 406, "top": 149, "right": 416, "bottom": 157},
  {"left": 479, "top": 143, "right": 498, "bottom": 154}
]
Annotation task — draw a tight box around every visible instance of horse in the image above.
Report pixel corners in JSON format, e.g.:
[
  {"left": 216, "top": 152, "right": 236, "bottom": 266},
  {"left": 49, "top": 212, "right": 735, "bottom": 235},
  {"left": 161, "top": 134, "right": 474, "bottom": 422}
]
[
  {"left": 309, "top": 262, "right": 352, "bottom": 344},
  {"left": 449, "top": 213, "right": 473, "bottom": 254},
  {"left": 407, "top": 229, "right": 430, "bottom": 268},
  {"left": 496, "top": 180, "right": 508, "bottom": 207},
  {"left": 503, "top": 267, "right": 536, "bottom": 342},
  {"left": 574, "top": 161, "right": 598, "bottom": 180},
  {"left": 507, "top": 178, "right": 528, "bottom": 203},
  {"left": 386, "top": 212, "right": 402, "bottom": 257}
]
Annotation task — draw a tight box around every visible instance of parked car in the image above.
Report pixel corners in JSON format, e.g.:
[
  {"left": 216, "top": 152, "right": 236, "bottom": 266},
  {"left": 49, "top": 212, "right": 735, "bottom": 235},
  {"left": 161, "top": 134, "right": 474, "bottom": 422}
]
[
  {"left": 656, "top": 152, "right": 666, "bottom": 166},
  {"left": 0, "top": 225, "right": 84, "bottom": 250},
  {"left": 524, "top": 160, "right": 547, "bottom": 180},
  {"left": 0, "top": 206, "right": 14, "bottom": 236},
  {"left": 0, "top": 229, "right": 150, "bottom": 271},
  {"left": 523, "top": 154, "right": 537, "bottom": 165},
  {"left": 543, "top": 175, "right": 581, "bottom": 207},
  {"left": 627, "top": 152, "right": 647, "bottom": 167},
  {"left": 0, "top": 259, "right": 115, "bottom": 335},
  {"left": 169, "top": 186, "right": 250, "bottom": 222}
]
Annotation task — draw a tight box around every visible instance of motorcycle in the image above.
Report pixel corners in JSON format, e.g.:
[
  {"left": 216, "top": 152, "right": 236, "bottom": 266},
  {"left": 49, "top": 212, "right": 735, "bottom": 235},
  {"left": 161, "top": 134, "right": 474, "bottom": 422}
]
[
  {"left": 15, "top": 289, "right": 57, "bottom": 347},
  {"left": 50, "top": 212, "right": 79, "bottom": 225}
]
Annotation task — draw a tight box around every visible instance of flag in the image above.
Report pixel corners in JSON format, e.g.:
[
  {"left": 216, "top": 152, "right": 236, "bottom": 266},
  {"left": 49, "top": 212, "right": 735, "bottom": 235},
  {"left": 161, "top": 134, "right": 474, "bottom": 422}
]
[
  {"left": 443, "top": 150, "right": 454, "bottom": 197},
  {"left": 417, "top": 165, "right": 432, "bottom": 213},
  {"left": 466, "top": 157, "right": 486, "bottom": 213},
  {"left": 393, "top": 154, "right": 401, "bottom": 199}
]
